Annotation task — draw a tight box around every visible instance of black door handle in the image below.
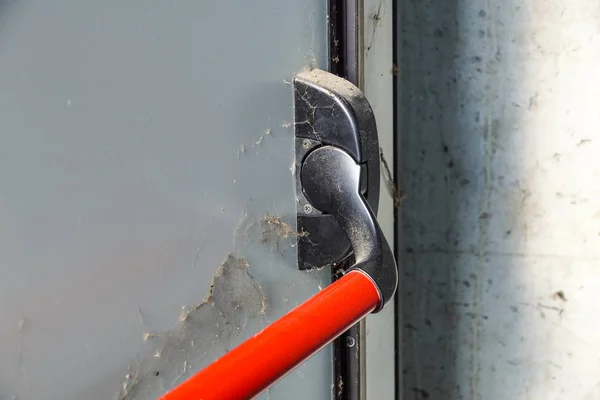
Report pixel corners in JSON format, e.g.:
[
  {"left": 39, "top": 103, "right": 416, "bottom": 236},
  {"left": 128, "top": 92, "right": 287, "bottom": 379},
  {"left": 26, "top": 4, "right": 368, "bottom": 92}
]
[
  {"left": 301, "top": 145, "right": 397, "bottom": 310},
  {"left": 293, "top": 69, "right": 397, "bottom": 310}
]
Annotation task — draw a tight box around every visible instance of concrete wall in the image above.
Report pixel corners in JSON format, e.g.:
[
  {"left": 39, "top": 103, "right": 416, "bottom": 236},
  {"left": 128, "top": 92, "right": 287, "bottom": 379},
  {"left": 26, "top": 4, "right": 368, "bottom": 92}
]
[{"left": 398, "top": 1, "right": 600, "bottom": 398}]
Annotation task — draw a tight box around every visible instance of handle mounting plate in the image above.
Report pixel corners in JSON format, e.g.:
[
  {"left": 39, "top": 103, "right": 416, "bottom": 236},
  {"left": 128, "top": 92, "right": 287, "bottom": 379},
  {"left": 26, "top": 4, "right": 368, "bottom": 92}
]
[{"left": 293, "top": 69, "right": 397, "bottom": 309}]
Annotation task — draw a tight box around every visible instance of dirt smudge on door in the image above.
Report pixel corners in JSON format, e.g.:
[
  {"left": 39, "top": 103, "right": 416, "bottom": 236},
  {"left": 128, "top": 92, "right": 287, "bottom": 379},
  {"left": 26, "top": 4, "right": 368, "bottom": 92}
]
[{"left": 117, "top": 254, "right": 268, "bottom": 399}]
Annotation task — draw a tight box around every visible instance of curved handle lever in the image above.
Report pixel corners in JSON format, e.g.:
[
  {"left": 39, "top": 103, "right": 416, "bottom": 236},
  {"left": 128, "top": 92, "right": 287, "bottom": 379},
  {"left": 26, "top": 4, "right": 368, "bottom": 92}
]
[{"left": 301, "top": 146, "right": 398, "bottom": 311}]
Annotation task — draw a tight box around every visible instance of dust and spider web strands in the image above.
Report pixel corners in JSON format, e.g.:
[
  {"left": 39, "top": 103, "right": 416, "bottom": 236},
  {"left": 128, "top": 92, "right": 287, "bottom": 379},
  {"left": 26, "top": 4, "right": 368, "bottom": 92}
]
[
  {"left": 237, "top": 144, "right": 246, "bottom": 159},
  {"left": 379, "top": 147, "right": 404, "bottom": 208},
  {"left": 117, "top": 254, "right": 268, "bottom": 400},
  {"left": 259, "top": 213, "right": 309, "bottom": 250},
  {"left": 366, "top": 1, "right": 384, "bottom": 54},
  {"left": 337, "top": 376, "right": 344, "bottom": 398},
  {"left": 293, "top": 71, "right": 347, "bottom": 143},
  {"left": 236, "top": 127, "right": 273, "bottom": 157},
  {"left": 14, "top": 318, "right": 26, "bottom": 367}
]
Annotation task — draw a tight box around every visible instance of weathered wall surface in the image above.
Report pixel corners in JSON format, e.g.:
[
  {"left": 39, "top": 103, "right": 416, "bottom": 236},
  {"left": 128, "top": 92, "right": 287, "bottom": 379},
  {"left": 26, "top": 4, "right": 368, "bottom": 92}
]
[
  {"left": 399, "top": 0, "right": 600, "bottom": 398},
  {"left": 0, "top": 2, "right": 331, "bottom": 399}
]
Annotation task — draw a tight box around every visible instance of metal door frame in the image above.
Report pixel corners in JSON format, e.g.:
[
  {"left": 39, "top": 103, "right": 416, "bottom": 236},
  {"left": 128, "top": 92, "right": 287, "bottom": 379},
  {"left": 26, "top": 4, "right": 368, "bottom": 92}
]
[{"left": 328, "top": 1, "right": 398, "bottom": 399}]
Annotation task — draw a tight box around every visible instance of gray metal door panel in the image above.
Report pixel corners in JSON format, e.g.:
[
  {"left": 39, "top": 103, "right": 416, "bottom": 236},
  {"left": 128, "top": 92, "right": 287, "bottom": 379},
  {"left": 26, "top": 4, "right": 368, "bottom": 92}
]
[{"left": 0, "top": 1, "right": 330, "bottom": 399}]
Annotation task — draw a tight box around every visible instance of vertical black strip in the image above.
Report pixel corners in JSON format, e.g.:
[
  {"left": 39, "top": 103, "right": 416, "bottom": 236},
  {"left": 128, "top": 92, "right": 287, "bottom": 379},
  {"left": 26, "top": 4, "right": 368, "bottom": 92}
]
[
  {"left": 392, "top": 0, "right": 401, "bottom": 398},
  {"left": 328, "top": 0, "right": 360, "bottom": 85},
  {"left": 343, "top": 0, "right": 359, "bottom": 86},
  {"left": 329, "top": 1, "right": 364, "bottom": 400},
  {"left": 329, "top": 0, "right": 346, "bottom": 77}
]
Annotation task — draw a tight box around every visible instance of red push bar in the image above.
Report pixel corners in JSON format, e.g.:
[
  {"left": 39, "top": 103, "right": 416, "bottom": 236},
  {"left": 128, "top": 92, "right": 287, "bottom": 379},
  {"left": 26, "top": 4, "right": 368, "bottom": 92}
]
[{"left": 159, "top": 270, "right": 381, "bottom": 400}]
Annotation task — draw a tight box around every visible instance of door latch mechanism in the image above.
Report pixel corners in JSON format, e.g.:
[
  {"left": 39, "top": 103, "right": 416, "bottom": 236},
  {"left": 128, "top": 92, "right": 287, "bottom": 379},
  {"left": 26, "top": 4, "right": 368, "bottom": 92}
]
[{"left": 294, "top": 69, "right": 397, "bottom": 310}]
